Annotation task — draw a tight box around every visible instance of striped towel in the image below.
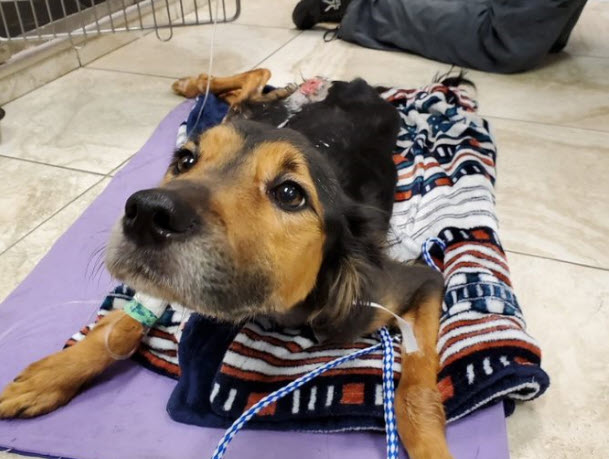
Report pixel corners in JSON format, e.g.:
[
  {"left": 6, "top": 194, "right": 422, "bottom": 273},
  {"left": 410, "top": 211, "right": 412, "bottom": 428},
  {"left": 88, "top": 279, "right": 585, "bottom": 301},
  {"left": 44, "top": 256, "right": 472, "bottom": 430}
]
[
  {"left": 208, "top": 319, "right": 402, "bottom": 430},
  {"left": 68, "top": 80, "right": 549, "bottom": 430},
  {"left": 381, "top": 85, "right": 549, "bottom": 420}
]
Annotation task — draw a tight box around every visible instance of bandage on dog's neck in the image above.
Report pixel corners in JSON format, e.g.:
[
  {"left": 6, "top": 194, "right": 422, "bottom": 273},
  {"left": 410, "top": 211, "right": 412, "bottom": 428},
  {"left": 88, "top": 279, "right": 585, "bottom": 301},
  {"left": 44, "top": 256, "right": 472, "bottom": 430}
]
[
  {"left": 361, "top": 301, "right": 419, "bottom": 354},
  {"left": 123, "top": 292, "right": 167, "bottom": 328}
]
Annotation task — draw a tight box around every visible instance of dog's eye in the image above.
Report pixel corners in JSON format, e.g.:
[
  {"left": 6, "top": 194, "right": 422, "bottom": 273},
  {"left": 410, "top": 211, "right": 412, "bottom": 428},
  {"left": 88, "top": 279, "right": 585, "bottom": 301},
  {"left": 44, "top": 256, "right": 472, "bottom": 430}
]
[
  {"left": 174, "top": 150, "right": 197, "bottom": 174},
  {"left": 271, "top": 181, "right": 307, "bottom": 211}
]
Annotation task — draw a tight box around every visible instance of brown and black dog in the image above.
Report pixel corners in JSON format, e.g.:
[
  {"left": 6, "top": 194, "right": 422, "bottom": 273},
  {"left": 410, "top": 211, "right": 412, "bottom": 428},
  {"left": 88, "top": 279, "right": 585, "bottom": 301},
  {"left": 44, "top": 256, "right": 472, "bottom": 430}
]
[{"left": 0, "top": 69, "right": 452, "bottom": 459}]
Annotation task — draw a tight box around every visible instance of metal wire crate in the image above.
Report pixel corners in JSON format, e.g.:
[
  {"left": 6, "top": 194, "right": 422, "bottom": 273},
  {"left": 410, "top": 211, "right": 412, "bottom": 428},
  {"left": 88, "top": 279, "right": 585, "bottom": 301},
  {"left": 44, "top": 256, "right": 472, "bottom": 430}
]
[{"left": 0, "top": 0, "right": 240, "bottom": 45}]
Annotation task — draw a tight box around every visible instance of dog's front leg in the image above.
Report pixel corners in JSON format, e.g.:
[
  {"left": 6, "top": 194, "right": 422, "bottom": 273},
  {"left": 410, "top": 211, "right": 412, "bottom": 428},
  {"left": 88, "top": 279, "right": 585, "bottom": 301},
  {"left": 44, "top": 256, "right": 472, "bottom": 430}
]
[
  {"left": 396, "top": 287, "right": 453, "bottom": 459},
  {"left": 0, "top": 310, "right": 144, "bottom": 418}
]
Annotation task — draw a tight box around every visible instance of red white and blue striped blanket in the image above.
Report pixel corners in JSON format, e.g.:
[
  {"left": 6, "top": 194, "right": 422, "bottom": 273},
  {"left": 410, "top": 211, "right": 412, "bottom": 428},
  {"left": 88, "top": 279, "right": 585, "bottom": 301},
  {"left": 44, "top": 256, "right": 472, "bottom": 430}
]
[{"left": 68, "top": 80, "right": 549, "bottom": 431}]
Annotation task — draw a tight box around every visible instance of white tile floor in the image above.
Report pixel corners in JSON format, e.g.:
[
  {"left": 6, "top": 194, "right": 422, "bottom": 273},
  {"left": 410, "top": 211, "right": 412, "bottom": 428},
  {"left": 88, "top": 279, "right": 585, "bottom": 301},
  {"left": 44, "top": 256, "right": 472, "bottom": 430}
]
[{"left": 1, "top": 0, "right": 608, "bottom": 457}]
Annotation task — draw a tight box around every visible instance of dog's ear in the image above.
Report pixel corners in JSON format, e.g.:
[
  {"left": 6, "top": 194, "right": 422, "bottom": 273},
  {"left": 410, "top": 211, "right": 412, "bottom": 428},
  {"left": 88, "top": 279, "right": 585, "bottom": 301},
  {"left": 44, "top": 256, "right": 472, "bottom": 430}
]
[{"left": 306, "top": 200, "right": 387, "bottom": 339}]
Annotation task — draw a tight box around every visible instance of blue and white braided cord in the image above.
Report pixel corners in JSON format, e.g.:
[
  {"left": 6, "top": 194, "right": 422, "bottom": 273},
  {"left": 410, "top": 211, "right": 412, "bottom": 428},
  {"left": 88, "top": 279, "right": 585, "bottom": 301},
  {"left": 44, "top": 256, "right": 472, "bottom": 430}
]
[
  {"left": 211, "top": 327, "right": 400, "bottom": 459},
  {"left": 379, "top": 327, "right": 400, "bottom": 459},
  {"left": 422, "top": 237, "right": 446, "bottom": 272}
]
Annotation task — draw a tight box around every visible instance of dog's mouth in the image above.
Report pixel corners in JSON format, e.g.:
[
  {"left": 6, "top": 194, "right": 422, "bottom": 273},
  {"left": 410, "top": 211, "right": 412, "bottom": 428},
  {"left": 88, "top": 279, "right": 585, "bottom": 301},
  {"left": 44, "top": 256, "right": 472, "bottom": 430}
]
[
  {"left": 105, "top": 206, "right": 274, "bottom": 324},
  {"left": 105, "top": 220, "right": 180, "bottom": 298}
]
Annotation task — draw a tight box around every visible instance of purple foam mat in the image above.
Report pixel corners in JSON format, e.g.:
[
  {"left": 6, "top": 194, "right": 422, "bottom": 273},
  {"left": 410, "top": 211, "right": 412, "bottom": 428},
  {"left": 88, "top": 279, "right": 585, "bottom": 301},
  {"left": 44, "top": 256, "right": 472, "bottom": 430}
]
[{"left": 0, "top": 101, "right": 510, "bottom": 459}]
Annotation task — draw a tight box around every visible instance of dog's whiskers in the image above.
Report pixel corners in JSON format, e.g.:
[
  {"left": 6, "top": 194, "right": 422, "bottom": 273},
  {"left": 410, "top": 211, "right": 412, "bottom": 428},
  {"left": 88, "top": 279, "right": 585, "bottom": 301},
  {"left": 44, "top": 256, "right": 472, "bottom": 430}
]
[{"left": 86, "top": 243, "right": 108, "bottom": 284}]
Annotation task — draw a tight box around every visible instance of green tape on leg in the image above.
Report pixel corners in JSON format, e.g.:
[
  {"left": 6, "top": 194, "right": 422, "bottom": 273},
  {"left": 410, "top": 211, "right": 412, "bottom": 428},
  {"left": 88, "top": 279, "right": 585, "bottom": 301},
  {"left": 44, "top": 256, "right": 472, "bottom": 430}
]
[{"left": 124, "top": 299, "right": 159, "bottom": 328}]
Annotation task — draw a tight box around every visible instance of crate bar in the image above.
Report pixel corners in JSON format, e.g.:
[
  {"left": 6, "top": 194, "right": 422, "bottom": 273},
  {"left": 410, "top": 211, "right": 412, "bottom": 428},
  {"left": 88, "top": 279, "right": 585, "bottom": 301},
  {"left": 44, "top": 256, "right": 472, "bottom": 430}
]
[
  {"left": 178, "top": 0, "right": 185, "bottom": 25},
  {"left": 155, "top": 0, "right": 173, "bottom": 41},
  {"left": 13, "top": 0, "right": 28, "bottom": 40},
  {"left": 28, "top": 0, "right": 42, "bottom": 41},
  {"left": 119, "top": 0, "right": 129, "bottom": 31},
  {"left": 90, "top": 0, "right": 102, "bottom": 34},
  {"left": 73, "top": 0, "right": 89, "bottom": 39},
  {"left": 43, "top": 0, "right": 57, "bottom": 38},
  {"left": 0, "top": 2, "right": 11, "bottom": 39},
  {"left": 58, "top": 0, "right": 75, "bottom": 42},
  {"left": 105, "top": 0, "right": 116, "bottom": 31},
  {"left": 134, "top": 0, "right": 144, "bottom": 29},
  {"left": 192, "top": 0, "right": 199, "bottom": 23}
]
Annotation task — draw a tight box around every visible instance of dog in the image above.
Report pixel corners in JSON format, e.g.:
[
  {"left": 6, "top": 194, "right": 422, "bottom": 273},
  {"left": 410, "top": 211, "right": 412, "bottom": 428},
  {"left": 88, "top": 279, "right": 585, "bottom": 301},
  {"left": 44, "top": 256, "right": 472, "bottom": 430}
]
[{"left": 0, "top": 69, "right": 452, "bottom": 459}]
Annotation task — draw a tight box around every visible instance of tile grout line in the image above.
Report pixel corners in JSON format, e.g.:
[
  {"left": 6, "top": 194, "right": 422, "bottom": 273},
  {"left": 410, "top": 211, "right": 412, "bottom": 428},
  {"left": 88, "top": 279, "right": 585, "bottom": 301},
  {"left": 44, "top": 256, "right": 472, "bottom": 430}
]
[
  {"left": 0, "top": 154, "right": 108, "bottom": 177},
  {"left": 85, "top": 65, "right": 182, "bottom": 80},
  {"left": 88, "top": 30, "right": 305, "bottom": 81},
  {"left": 0, "top": 150, "right": 136, "bottom": 258},
  {"left": 2, "top": 60, "right": 82, "bottom": 107},
  {"left": 505, "top": 249, "right": 609, "bottom": 273},
  {"left": 2, "top": 34, "right": 155, "bottom": 107},
  {"left": 4, "top": 29, "right": 163, "bottom": 107},
  {"left": 0, "top": 140, "right": 137, "bottom": 258},
  {"left": 227, "top": 22, "right": 296, "bottom": 30},
  {"left": 251, "top": 30, "right": 305, "bottom": 69},
  {"left": 484, "top": 114, "right": 609, "bottom": 135},
  {"left": 563, "top": 52, "right": 609, "bottom": 61},
  {"left": 564, "top": 52, "right": 609, "bottom": 60},
  {"left": 76, "top": 29, "right": 154, "bottom": 68},
  {"left": 107, "top": 153, "right": 136, "bottom": 176},
  {"left": 0, "top": 175, "right": 108, "bottom": 258},
  {"left": 2, "top": 29, "right": 154, "bottom": 107}
]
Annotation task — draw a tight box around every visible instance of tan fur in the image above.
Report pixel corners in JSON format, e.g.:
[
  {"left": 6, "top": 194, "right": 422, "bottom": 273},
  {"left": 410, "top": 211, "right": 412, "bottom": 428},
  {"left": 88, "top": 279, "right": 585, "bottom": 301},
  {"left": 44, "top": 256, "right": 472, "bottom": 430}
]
[
  {"left": 363, "top": 296, "right": 406, "bottom": 335},
  {"left": 252, "top": 142, "right": 324, "bottom": 307},
  {"left": 195, "top": 124, "right": 246, "bottom": 169},
  {"left": 252, "top": 141, "right": 322, "bottom": 214},
  {"left": 361, "top": 287, "right": 452, "bottom": 459},
  {"left": 0, "top": 310, "right": 143, "bottom": 418},
  {"left": 207, "top": 140, "right": 325, "bottom": 309},
  {"left": 161, "top": 124, "right": 245, "bottom": 185},
  {"left": 395, "top": 292, "right": 453, "bottom": 459}
]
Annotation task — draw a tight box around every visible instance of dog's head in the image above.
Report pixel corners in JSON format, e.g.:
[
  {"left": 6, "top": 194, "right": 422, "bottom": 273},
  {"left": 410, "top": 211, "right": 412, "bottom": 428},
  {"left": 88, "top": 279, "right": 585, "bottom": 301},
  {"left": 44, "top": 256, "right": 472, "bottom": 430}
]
[{"left": 106, "top": 120, "right": 386, "bottom": 326}]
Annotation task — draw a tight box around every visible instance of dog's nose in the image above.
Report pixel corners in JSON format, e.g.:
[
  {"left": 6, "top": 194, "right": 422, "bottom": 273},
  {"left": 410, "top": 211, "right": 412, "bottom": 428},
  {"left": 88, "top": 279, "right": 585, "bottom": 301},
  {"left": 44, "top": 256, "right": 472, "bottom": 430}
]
[{"left": 123, "top": 189, "right": 199, "bottom": 245}]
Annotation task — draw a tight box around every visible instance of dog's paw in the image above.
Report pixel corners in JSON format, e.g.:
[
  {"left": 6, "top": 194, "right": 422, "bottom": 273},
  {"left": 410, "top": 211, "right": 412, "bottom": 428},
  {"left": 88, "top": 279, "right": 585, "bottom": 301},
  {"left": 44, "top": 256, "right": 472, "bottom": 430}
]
[
  {"left": 0, "top": 353, "right": 82, "bottom": 418},
  {"left": 172, "top": 77, "right": 196, "bottom": 97},
  {"left": 172, "top": 74, "right": 209, "bottom": 98}
]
